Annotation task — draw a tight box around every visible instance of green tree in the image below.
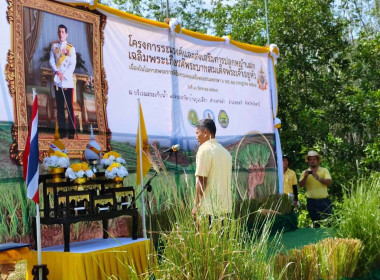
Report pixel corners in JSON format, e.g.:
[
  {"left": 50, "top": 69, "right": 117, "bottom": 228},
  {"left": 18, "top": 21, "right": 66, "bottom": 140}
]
[{"left": 100, "top": 0, "right": 209, "bottom": 33}]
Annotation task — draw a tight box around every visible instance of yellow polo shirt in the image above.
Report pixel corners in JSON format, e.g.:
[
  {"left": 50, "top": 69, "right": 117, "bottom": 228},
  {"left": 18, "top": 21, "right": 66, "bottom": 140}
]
[
  {"left": 283, "top": 168, "right": 297, "bottom": 194},
  {"left": 299, "top": 167, "right": 331, "bottom": 199},
  {"left": 195, "top": 138, "right": 232, "bottom": 215}
]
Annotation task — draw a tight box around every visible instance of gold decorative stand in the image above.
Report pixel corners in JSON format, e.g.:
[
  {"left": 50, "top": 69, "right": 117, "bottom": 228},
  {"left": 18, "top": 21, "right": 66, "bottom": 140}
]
[{"left": 33, "top": 172, "right": 139, "bottom": 252}]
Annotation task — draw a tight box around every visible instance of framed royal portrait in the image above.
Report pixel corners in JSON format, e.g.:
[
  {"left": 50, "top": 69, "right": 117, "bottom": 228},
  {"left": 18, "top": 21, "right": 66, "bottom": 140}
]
[{"left": 6, "top": 0, "right": 110, "bottom": 163}]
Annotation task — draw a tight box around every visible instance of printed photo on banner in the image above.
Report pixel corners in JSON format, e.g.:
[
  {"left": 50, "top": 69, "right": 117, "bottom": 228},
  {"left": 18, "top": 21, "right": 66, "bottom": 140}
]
[{"left": 8, "top": 0, "right": 109, "bottom": 161}]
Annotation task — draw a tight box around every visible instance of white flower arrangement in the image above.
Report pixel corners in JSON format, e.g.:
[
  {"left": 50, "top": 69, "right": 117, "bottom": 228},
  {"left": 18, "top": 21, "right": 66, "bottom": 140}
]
[
  {"left": 43, "top": 151, "right": 70, "bottom": 168},
  {"left": 101, "top": 151, "right": 126, "bottom": 166},
  {"left": 65, "top": 162, "right": 94, "bottom": 180},
  {"left": 105, "top": 162, "right": 129, "bottom": 179}
]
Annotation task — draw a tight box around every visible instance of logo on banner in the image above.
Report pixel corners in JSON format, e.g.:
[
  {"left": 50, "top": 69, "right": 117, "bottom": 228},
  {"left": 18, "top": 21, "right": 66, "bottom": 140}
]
[
  {"left": 257, "top": 65, "right": 268, "bottom": 90},
  {"left": 218, "top": 110, "right": 229, "bottom": 128},
  {"left": 203, "top": 110, "right": 215, "bottom": 122},
  {"left": 188, "top": 110, "right": 198, "bottom": 127}
]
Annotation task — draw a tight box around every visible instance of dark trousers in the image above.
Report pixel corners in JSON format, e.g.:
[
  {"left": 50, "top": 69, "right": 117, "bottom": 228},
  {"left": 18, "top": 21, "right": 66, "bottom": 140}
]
[
  {"left": 306, "top": 198, "right": 332, "bottom": 227},
  {"left": 55, "top": 87, "right": 75, "bottom": 136}
]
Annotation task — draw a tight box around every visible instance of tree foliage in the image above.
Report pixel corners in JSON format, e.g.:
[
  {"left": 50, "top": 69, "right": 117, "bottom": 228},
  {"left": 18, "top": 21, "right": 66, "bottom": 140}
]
[{"left": 100, "top": 0, "right": 209, "bottom": 33}]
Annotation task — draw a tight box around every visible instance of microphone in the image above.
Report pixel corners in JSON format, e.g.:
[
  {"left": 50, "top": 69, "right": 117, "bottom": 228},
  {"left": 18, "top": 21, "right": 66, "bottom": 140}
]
[{"left": 162, "top": 144, "right": 180, "bottom": 154}]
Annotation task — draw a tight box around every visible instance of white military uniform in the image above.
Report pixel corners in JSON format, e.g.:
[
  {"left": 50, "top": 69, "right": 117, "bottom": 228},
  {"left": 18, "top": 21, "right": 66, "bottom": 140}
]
[{"left": 49, "top": 40, "right": 76, "bottom": 88}]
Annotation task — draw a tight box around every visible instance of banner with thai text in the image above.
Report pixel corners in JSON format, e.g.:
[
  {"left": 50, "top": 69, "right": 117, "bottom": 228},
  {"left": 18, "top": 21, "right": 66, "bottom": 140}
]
[{"left": 103, "top": 14, "right": 274, "bottom": 149}]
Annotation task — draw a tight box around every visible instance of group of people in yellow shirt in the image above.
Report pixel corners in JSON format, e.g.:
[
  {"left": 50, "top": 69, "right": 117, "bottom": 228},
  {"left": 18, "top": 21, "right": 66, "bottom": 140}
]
[
  {"left": 191, "top": 118, "right": 332, "bottom": 228},
  {"left": 283, "top": 151, "right": 332, "bottom": 227}
]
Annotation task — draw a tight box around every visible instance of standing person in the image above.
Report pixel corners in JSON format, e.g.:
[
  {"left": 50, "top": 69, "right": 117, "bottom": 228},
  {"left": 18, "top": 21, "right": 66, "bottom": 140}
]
[
  {"left": 192, "top": 119, "right": 232, "bottom": 224},
  {"left": 283, "top": 155, "right": 298, "bottom": 207},
  {"left": 49, "top": 24, "right": 76, "bottom": 139},
  {"left": 299, "top": 150, "right": 332, "bottom": 227}
]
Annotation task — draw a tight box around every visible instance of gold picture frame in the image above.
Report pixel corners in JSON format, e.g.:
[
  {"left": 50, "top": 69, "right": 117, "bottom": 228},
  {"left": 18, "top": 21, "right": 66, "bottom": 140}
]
[{"left": 6, "top": 0, "right": 110, "bottom": 163}]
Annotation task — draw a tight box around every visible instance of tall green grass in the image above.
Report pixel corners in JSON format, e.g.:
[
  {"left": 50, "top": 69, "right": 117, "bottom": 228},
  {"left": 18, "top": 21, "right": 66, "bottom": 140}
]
[
  {"left": 149, "top": 201, "right": 283, "bottom": 279},
  {"left": 331, "top": 173, "right": 380, "bottom": 276},
  {"left": 0, "top": 180, "right": 35, "bottom": 242},
  {"left": 0, "top": 122, "right": 23, "bottom": 179}
]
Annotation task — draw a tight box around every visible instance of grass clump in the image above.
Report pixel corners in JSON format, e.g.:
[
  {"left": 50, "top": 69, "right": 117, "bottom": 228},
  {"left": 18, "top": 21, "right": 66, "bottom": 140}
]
[
  {"left": 274, "top": 238, "right": 362, "bottom": 280},
  {"left": 331, "top": 173, "right": 380, "bottom": 276},
  {"left": 150, "top": 205, "right": 282, "bottom": 280}
]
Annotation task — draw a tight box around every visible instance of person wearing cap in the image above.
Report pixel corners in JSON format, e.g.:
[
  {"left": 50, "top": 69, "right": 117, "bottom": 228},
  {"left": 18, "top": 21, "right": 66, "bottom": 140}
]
[
  {"left": 282, "top": 155, "right": 298, "bottom": 207},
  {"left": 299, "top": 151, "right": 332, "bottom": 227}
]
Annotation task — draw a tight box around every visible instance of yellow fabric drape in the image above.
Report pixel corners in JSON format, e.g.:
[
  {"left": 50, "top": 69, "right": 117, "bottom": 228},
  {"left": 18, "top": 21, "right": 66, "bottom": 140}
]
[
  {"left": 26, "top": 240, "right": 149, "bottom": 280},
  {"left": 0, "top": 247, "right": 31, "bottom": 265},
  {"left": 136, "top": 103, "right": 152, "bottom": 185}
]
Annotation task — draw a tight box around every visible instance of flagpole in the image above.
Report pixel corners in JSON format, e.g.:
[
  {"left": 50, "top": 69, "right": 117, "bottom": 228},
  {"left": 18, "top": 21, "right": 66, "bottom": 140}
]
[
  {"left": 138, "top": 99, "right": 147, "bottom": 239},
  {"left": 166, "top": 0, "right": 170, "bottom": 18},
  {"left": 264, "top": 0, "right": 270, "bottom": 45},
  {"left": 28, "top": 88, "right": 43, "bottom": 280},
  {"left": 35, "top": 203, "right": 42, "bottom": 280}
]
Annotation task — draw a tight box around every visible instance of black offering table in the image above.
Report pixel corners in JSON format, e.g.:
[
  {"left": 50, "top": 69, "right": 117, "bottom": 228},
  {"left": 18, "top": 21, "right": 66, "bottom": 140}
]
[{"left": 33, "top": 172, "right": 139, "bottom": 252}]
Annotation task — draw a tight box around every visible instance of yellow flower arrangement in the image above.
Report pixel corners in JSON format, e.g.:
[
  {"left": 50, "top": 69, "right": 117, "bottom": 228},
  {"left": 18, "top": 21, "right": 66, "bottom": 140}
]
[
  {"left": 71, "top": 163, "right": 81, "bottom": 172},
  {"left": 82, "top": 162, "right": 90, "bottom": 171},
  {"left": 103, "top": 151, "right": 121, "bottom": 159},
  {"left": 101, "top": 150, "right": 126, "bottom": 167},
  {"left": 65, "top": 162, "right": 94, "bottom": 180},
  {"left": 104, "top": 161, "right": 128, "bottom": 179},
  {"left": 43, "top": 150, "right": 70, "bottom": 168},
  {"left": 70, "top": 162, "right": 91, "bottom": 172},
  {"left": 51, "top": 150, "right": 68, "bottom": 158},
  {"left": 107, "top": 162, "right": 121, "bottom": 171}
]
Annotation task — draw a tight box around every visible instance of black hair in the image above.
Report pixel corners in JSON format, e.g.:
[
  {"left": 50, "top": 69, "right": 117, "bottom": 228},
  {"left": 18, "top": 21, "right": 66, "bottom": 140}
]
[
  {"left": 58, "top": 24, "right": 67, "bottom": 33},
  {"left": 196, "top": 119, "right": 216, "bottom": 136}
]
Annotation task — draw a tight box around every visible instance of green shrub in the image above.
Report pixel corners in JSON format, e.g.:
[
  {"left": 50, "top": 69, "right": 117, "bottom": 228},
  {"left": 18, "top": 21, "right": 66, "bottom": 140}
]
[
  {"left": 331, "top": 173, "right": 380, "bottom": 276},
  {"left": 295, "top": 191, "right": 313, "bottom": 228}
]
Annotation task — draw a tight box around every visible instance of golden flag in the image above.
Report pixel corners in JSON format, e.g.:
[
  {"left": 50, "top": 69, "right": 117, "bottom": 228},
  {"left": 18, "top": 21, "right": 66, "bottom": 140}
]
[{"left": 136, "top": 103, "right": 152, "bottom": 185}]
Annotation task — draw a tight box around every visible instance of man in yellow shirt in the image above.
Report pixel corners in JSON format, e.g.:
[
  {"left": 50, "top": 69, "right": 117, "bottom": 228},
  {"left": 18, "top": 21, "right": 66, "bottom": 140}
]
[
  {"left": 283, "top": 155, "right": 298, "bottom": 206},
  {"left": 192, "top": 119, "right": 232, "bottom": 223},
  {"left": 299, "top": 151, "right": 332, "bottom": 227}
]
